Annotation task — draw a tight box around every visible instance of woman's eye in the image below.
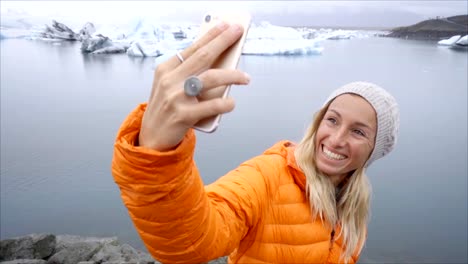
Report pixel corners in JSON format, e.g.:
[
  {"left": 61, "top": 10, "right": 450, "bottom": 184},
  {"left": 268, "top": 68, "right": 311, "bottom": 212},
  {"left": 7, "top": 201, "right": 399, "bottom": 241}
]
[
  {"left": 353, "top": 129, "right": 365, "bottom": 137},
  {"left": 326, "top": 117, "right": 337, "bottom": 124}
]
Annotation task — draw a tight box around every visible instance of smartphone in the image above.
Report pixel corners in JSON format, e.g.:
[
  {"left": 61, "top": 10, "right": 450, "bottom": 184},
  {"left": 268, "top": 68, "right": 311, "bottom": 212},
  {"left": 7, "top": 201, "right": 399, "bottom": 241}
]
[{"left": 193, "top": 12, "right": 251, "bottom": 133}]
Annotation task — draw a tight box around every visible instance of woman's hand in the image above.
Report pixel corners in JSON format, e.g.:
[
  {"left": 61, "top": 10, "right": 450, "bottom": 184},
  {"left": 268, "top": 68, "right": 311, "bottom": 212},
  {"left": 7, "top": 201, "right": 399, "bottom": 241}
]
[{"left": 138, "top": 23, "right": 250, "bottom": 151}]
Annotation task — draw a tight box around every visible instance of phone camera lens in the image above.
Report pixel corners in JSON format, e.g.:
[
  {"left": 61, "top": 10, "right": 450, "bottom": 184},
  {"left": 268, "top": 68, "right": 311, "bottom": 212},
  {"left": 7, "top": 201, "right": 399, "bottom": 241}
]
[{"left": 205, "top": 15, "right": 211, "bottom": 23}]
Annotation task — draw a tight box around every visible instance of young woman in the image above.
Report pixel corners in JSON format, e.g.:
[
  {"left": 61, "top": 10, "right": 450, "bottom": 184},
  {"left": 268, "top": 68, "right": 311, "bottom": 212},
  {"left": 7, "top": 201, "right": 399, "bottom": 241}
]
[{"left": 112, "top": 23, "right": 399, "bottom": 263}]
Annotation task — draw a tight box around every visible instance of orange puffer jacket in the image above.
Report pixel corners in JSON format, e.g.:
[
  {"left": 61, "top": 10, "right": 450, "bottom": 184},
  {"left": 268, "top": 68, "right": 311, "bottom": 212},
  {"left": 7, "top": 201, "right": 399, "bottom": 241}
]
[{"left": 112, "top": 104, "right": 361, "bottom": 264}]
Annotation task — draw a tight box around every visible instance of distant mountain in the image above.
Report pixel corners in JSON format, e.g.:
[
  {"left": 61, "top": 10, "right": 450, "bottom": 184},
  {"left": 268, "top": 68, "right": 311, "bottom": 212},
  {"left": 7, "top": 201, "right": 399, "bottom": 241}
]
[{"left": 386, "top": 15, "right": 468, "bottom": 40}]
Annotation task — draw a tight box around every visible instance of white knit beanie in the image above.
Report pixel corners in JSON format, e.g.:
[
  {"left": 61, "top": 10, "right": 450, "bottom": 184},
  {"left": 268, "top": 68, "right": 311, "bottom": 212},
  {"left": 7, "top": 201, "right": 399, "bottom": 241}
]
[{"left": 324, "top": 81, "right": 400, "bottom": 167}]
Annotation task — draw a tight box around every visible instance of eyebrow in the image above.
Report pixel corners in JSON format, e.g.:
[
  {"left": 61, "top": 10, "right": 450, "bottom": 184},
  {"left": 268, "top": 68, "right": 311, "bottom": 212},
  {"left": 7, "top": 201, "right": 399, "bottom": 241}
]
[{"left": 328, "top": 109, "right": 373, "bottom": 131}]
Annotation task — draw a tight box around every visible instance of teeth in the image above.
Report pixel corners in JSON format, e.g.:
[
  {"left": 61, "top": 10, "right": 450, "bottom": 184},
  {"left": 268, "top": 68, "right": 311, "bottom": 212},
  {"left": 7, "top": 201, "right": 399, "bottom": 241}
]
[{"left": 323, "top": 147, "right": 346, "bottom": 160}]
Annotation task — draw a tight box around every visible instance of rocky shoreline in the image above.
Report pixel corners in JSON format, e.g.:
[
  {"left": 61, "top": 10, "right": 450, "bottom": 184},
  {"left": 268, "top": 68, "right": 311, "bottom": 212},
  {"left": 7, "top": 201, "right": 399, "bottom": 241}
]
[{"left": 0, "top": 234, "right": 227, "bottom": 264}]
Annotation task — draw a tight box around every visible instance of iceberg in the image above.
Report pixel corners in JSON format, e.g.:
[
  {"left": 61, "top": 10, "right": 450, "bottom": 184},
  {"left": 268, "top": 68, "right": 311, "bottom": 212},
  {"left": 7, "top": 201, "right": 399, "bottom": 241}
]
[
  {"left": 81, "top": 34, "right": 111, "bottom": 52},
  {"left": 438, "top": 34, "right": 468, "bottom": 50},
  {"left": 29, "top": 20, "right": 129, "bottom": 53},
  {"left": 243, "top": 22, "right": 323, "bottom": 55},
  {"left": 35, "top": 20, "right": 79, "bottom": 40},
  {"left": 30, "top": 20, "right": 97, "bottom": 42},
  {"left": 123, "top": 19, "right": 193, "bottom": 57},
  {"left": 243, "top": 39, "right": 323, "bottom": 55},
  {"left": 126, "top": 19, "right": 165, "bottom": 41},
  {"left": 455, "top": 35, "right": 468, "bottom": 46},
  {"left": 323, "top": 29, "right": 356, "bottom": 40},
  {"left": 127, "top": 41, "right": 162, "bottom": 57},
  {"left": 438, "top": 35, "right": 461, "bottom": 45},
  {"left": 91, "top": 45, "right": 128, "bottom": 54},
  {"left": 126, "top": 39, "right": 191, "bottom": 57},
  {"left": 81, "top": 34, "right": 128, "bottom": 54},
  {"left": 77, "top": 22, "right": 96, "bottom": 41},
  {"left": 297, "top": 27, "right": 379, "bottom": 40},
  {"left": 448, "top": 35, "right": 468, "bottom": 50},
  {"left": 1, "top": 11, "right": 386, "bottom": 59},
  {"left": 248, "top": 21, "right": 304, "bottom": 40}
]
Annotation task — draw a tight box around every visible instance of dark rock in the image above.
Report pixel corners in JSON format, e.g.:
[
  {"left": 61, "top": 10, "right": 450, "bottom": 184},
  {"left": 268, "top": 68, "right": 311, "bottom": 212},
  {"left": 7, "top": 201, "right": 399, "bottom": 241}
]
[
  {"left": 91, "top": 242, "right": 156, "bottom": 264},
  {"left": 54, "top": 234, "right": 118, "bottom": 251},
  {"left": 0, "top": 237, "right": 34, "bottom": 260},
  {"left": 45, "top": 235, "right": 119, "bottom": 264},
  {"left": 30, "top": 234, "right": 55, "bottom": 259},
  {"left": 0, "top": 234, "right": 55, "bottom": 261},
  {"left": 46, "top": 241, "right": 101, "bottom": 264},
  {"left": 0, "top": 234, "right": 228, "bottom": 264},
  {"left": 0, "top": 260, "right": 47, "bottom": 264}
]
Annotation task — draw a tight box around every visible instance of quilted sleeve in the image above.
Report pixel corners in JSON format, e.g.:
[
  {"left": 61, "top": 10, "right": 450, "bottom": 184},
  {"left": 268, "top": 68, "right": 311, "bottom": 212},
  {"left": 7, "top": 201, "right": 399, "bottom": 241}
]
[{"left": 111, "top": 103, "right": 269, "bottom": 263}]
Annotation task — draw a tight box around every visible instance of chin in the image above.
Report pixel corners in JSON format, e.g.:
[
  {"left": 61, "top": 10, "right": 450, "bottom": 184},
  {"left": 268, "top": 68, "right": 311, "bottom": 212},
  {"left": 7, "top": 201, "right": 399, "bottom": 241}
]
[{"left": 316, "top": 163, "right": 340, "bottom": 177}]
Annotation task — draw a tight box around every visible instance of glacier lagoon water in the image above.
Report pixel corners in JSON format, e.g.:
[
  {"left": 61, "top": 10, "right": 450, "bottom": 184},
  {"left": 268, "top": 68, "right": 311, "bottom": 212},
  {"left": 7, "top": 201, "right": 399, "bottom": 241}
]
[{"left": 1, "top": 37, "right": 467, "bottom": 263}]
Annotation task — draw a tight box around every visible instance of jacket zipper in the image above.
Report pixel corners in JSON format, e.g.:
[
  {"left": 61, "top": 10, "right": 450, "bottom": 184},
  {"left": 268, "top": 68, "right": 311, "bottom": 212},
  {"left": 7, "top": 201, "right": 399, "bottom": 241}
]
[
  {"left": 326, "top": 229, "right": 336, "bottom": 264},
  {"left": 329, "top": 229, "right": 335, "bottom": 251}
]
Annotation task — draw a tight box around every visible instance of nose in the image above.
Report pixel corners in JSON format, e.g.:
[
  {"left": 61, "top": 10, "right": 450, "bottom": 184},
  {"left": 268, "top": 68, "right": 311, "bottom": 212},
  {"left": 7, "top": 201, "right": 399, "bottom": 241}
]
[{"left": 329, "top": 127, "right": 347, "bottom": 148}]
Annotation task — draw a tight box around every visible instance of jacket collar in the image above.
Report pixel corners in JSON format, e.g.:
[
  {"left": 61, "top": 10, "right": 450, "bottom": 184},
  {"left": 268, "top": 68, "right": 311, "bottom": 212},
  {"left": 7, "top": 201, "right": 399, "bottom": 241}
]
[
  {"left": 265, "top": 141, "right": 307, "bottom": 192},
  {"left": 285, "top": 142, "right": 307, "bottom": 192}
]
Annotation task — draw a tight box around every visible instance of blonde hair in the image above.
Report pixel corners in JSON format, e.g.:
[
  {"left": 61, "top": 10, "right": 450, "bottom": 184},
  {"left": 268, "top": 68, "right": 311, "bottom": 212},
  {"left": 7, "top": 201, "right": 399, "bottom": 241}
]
[{"left": 294, "top": 102, "right": 371, "bottom": 263}]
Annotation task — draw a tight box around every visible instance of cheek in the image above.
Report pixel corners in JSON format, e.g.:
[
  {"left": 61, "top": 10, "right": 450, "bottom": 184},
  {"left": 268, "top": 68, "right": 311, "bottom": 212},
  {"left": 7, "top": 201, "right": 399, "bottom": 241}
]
[
  {"left": 353, "top": 142, "right": 373, "bottom": 164},
  {"left": 315, "top": 124, "right": 327, "bottom": 143}
]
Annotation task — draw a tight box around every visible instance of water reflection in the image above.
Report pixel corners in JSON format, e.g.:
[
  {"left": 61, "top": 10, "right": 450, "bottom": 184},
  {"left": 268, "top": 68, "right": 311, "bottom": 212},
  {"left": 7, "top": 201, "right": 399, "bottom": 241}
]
[
  {"left": 127, "top": 56, "right": 155, "bottom": 71},
  {"left": 447, "top": 46, "right": 468, "bottom": 53},
  {"left": 81, "top": 53, "right": 113, "bottom": 70}
]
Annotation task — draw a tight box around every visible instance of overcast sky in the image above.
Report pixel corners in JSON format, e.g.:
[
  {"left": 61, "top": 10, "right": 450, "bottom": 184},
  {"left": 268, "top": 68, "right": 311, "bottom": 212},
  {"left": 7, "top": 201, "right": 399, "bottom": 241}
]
[{"left": 1, "top": 1, "right": 467, "bottom": 28}]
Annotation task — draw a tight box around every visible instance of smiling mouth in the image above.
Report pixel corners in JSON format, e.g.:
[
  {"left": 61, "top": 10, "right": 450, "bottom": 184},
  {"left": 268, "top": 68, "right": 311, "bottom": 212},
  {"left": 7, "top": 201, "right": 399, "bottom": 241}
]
[{"left": 322, "top": 145, "right": 347, "bottom": 160}]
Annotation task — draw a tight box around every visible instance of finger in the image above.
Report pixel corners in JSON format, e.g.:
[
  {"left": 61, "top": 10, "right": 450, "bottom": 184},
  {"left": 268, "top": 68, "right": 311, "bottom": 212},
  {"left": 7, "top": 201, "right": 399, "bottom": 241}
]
[
  {"left": 194, "top": 69, "right": 250, "bottom": 101},
  {"left": 198, "top": 69, "right": 250, "bottom": 91},
  {"left": 174, "top": 24, "right": 244, "bottom": 78},
  {"left": 163, "top": 22, "right": 230, "bottom": 71},
  {"left": 187, "top": 97, "right": 236, "bottom": 123}
]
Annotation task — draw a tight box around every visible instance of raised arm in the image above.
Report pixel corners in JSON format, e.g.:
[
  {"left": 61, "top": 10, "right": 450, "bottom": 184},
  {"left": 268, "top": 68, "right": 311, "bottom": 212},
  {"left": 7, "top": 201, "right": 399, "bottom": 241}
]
[
  {"left": 112, "top": 104, "right": 269, "bottom": 262},
  {"left": 112, "top": 23, "right": 257, "bottom": 263}
]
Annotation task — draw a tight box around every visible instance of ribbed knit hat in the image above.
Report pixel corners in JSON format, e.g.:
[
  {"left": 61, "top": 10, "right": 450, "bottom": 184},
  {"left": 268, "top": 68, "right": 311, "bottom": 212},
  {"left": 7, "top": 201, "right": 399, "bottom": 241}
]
[{"left": 324, "top": 81, "right": 400, "bottom": 167}]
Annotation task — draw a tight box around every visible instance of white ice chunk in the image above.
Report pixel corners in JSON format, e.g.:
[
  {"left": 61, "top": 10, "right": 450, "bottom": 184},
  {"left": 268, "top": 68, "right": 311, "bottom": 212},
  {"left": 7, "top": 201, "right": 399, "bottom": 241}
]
[
  {"left": 455, "top": 35, "right": 468, "bottom": 46},
  {"left": 242, "top": 22, "right": 324, "bottom": 55},
  {"left": 126, "top": 39, "right": 191, "bottom": 57},
  {"left": 438, "top": 35, "right": 461, "bottom": 45},
  {"left": 127, "top": 41, "right": 162, "bottom": 57},
  {"left": 81, "top": 34, "right": 129, "bottom": 54},
  {"left": 91, "top": 45, "right": 127, "bottom": 54},
  {"left": 313, "top": 28, "right": 377, "bottom": 41},
  {"left": 77, "top": 22, "right": 96, "bottom": 41},
  {"left": 243, "top": 39, "right": 323, "bottom": 55},
  {"left": 247, "top": 21, "right": 304, "bottom": 40}
]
